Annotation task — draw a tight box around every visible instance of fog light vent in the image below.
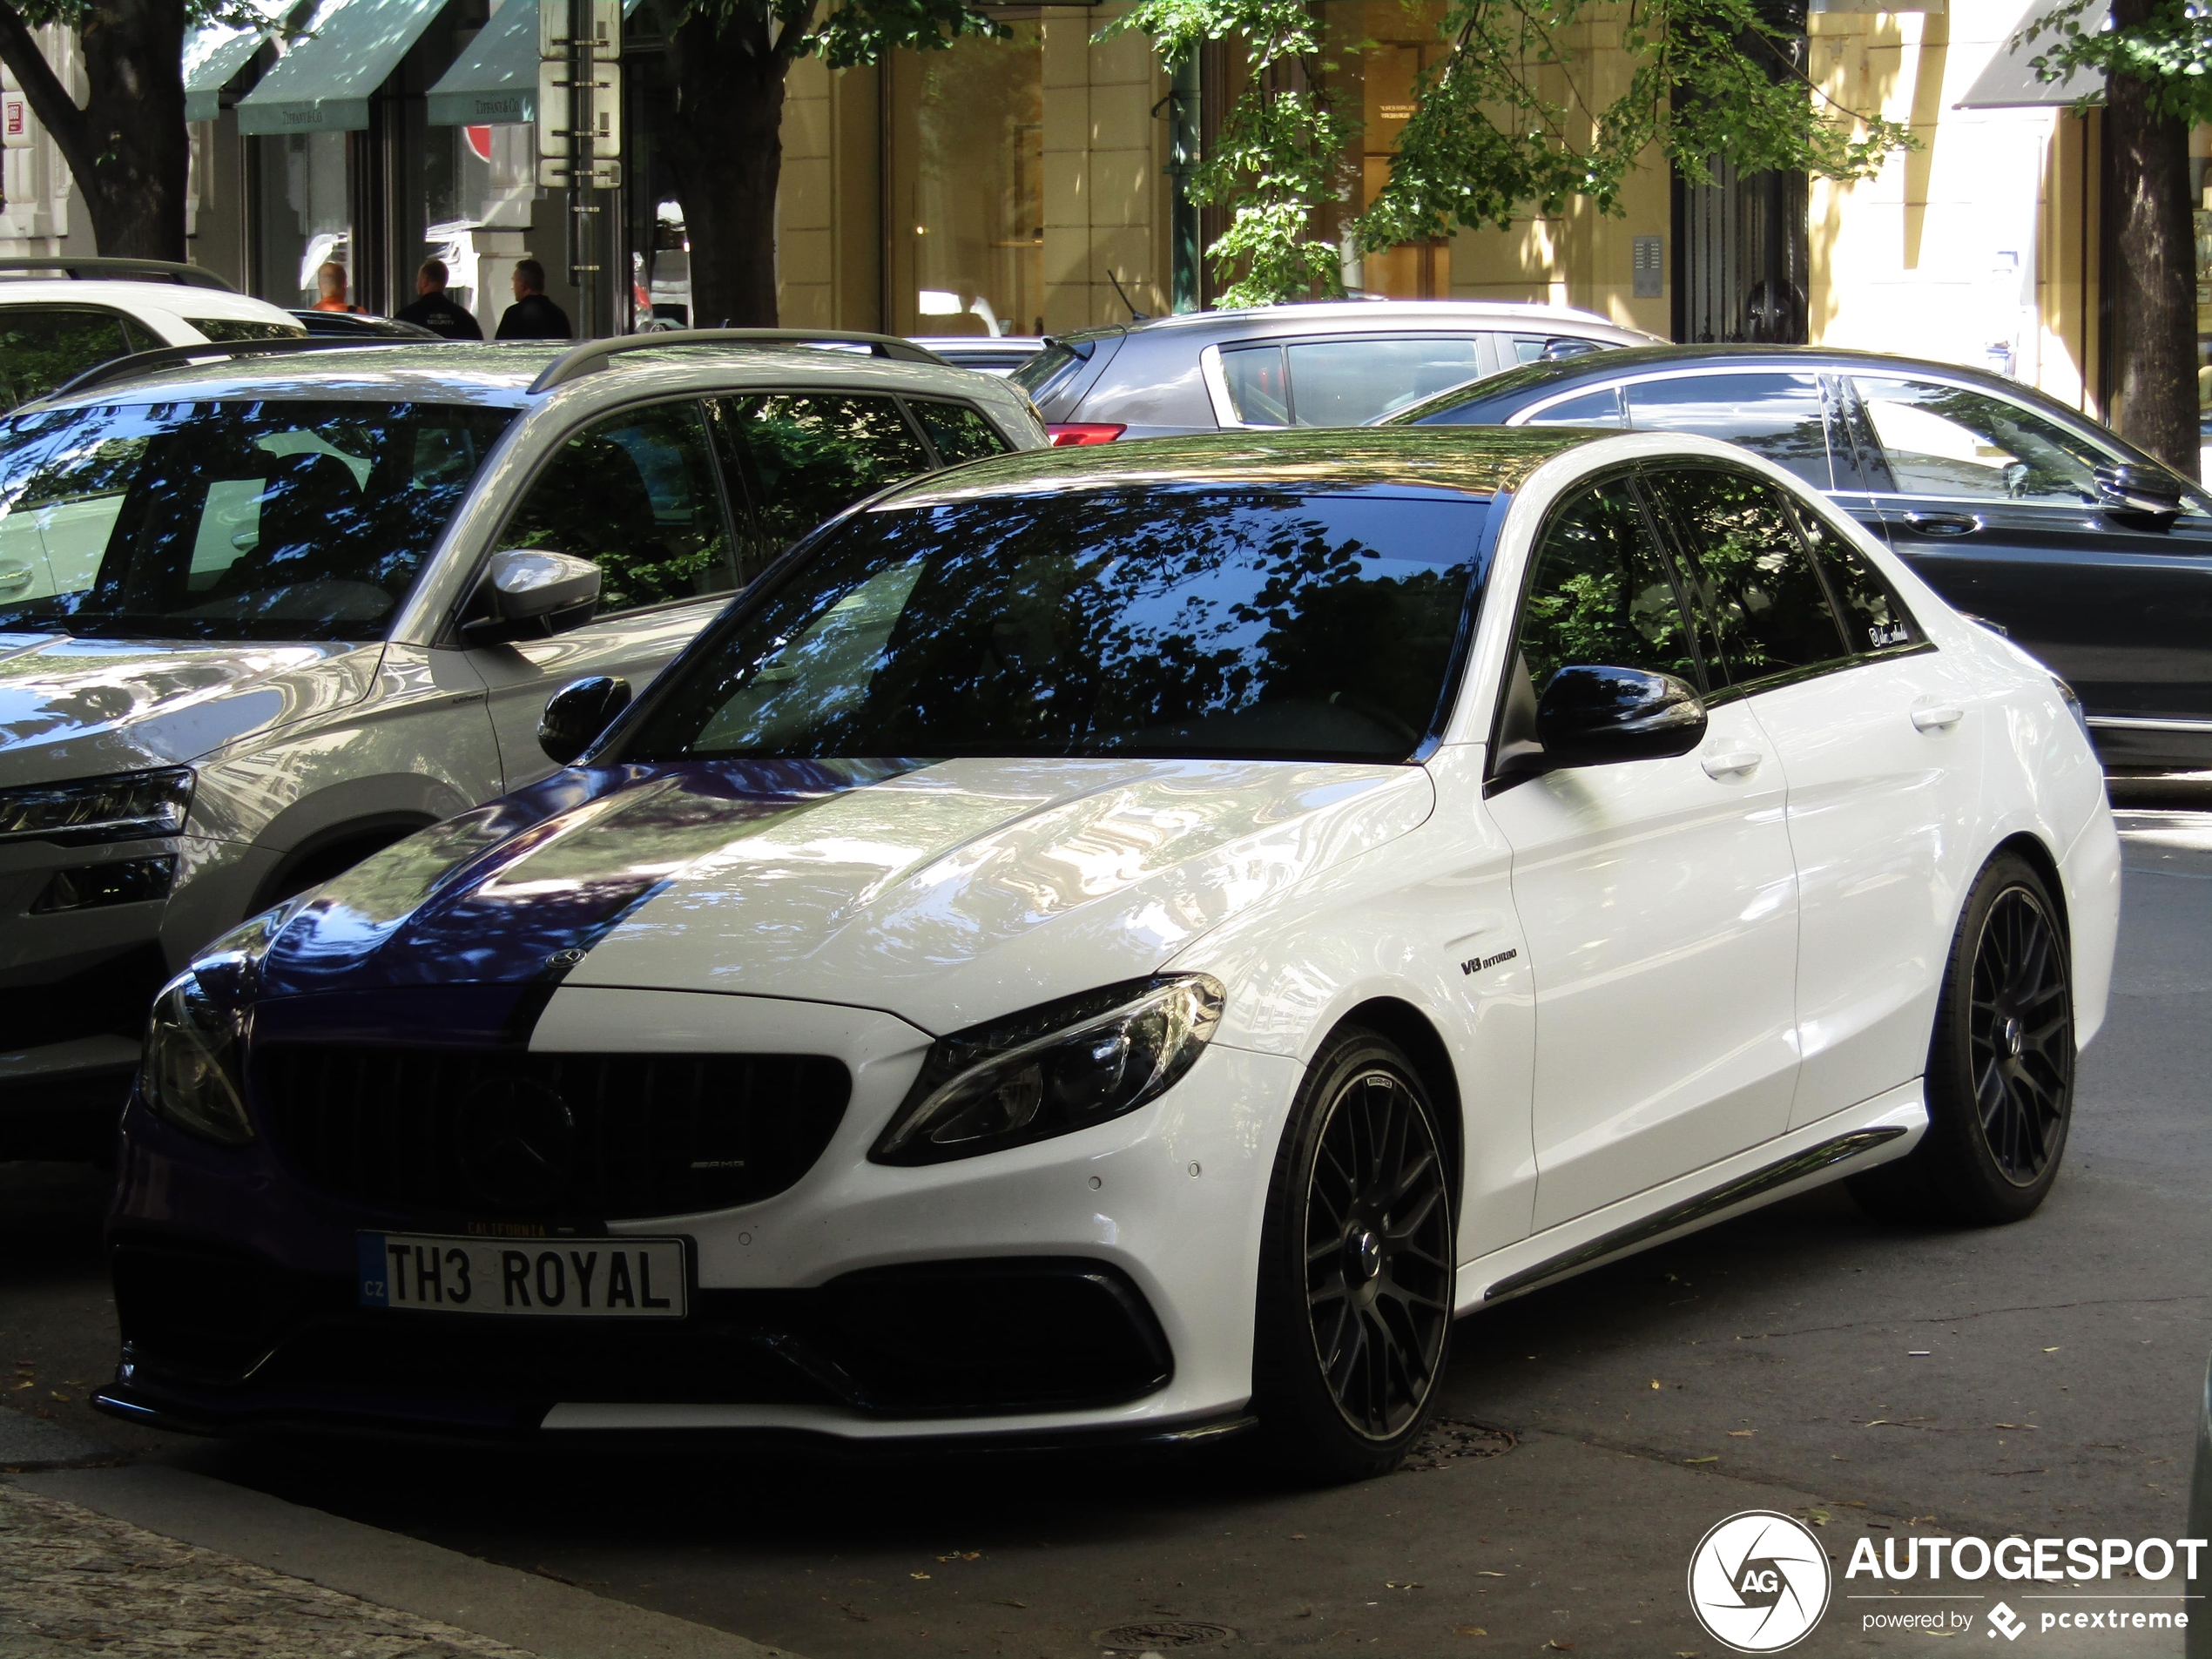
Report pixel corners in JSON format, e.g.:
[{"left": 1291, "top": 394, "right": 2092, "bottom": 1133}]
[{"left": 30, "top": 855, "right": 177, "bottom": 914}]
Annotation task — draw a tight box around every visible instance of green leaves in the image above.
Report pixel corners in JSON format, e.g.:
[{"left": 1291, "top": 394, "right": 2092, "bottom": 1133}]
[
  {"left": 656, "top": 0, "right": 1004, "bottom": 69},
  {"left": 1357, "top": 0, "right": 1911, "bottom": 250},
  {"left": 2019, "top": 0, "right": 2212, "bottom": 124}
]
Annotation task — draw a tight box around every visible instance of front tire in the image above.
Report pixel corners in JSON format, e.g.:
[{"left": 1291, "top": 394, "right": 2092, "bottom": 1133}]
[
  {"left": 1850, "top": 852, "right": 2074, "bottom": 1226},
  {"left": 1252, "top": 1028, "right": 1455, "bottom": 1482}
]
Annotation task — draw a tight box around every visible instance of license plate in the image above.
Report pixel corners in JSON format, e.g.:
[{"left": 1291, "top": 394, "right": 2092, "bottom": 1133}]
[{"left": 357, "top": 1232, "right": 687, "bottom": 1318}]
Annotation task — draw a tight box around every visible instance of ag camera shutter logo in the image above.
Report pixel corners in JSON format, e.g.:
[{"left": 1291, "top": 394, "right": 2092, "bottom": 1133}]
[{"left": 1688, "top": 1509, "right": 1833, "bottom": 1652}]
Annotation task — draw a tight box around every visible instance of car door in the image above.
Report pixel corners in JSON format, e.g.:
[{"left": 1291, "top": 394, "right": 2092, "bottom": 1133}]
[
  {"left": 1644, "top": 461, "right": 1986, "bottom": 1128},
  {"left": 464, "top": 396, "right": 745, "bottom": 787},
  {"left": 1485, "top": 473, "right": 1802, "bottom": 1230},
  {"left": 1844, "top": 372, "right": 2212, "bottom": 734}
]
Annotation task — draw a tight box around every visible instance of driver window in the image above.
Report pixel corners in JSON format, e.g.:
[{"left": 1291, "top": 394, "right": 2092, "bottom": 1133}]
[
  {"left": 497, "top": 399, "right": 736, "bottom": 616},
  {"left": 1515, "top": 479, "right": 1702, "bottom": 699},
  {"left": 1854, "top": 377, "right": 2113, "bottom": 505}
]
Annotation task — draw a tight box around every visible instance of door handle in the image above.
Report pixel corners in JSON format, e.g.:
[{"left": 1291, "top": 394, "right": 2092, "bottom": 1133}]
[
  {"left": 1701, "top": 749, "right": 1764, "bottom": 779},
  {"left": 1912, "top": 703, "right": 1966, "bottom": 732},
  {"left": 1901, "top": 511, "right": 1979, "bottom": 537}
]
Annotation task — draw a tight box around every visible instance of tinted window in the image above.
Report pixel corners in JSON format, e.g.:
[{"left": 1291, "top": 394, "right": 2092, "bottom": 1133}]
[
  {"left": 190, "top": 318, "right": 307, "bottom": 344},
  {"left": 1652, "top": 467, "right": 1849, "bottom": 686},
  {"left": 1517, "top": 479, "right": 1700, "bottom": 696},
  {"left": 1501, "top": 334, "right": 1608, "bottom": 367},
  {"left": 0, "top": 306, "right": 137, "bottom": 410},
  {"left": 1786, "top": 496, "right": 1921, "bottom": 654},
  {"left": 1623, "top": 373, "right": 1833, "bottom": 488},
  {"left": 1855, "top": 377, "right": 2110, "bottom": 503},
  {"left": 1220, "top": 345, "right": 1290, "bottom": 425},
  {"left": 0, "top": 400, "right": 511, "bottom": 640},
  {"left": 1285, "top": 337, "right": 1485, "bottom": 424},
  {"left": 498, "top": 399, "right": 733, "bottom": 615},
  {"left": 911, "top": 400, "right": 1010, "bottom": 465},
  {"left": 1524, "top": 388, "right": 1623, "bottom": 428},
  {"left": 622, "top": 489, "right": 1487, "bottom": 765},
  {"left": 1008, "top": 339, "right": 1085, "bottom": 398},
  {"left": 717, "top": 393, "right": 932, "bottom": 554}
]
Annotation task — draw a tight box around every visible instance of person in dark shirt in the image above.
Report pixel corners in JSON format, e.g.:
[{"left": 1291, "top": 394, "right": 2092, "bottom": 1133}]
[
  {"left": 495, "top": 259, "right": 572, "bottom": 341},
  {"left": 394, "top": 259, "right": 483, "bottom": 341}
]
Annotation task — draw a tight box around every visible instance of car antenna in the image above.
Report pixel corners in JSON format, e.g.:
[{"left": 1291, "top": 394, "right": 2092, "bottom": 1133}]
[{"left": 1105, "top": 268, "right": 1148, "bottom": 322}]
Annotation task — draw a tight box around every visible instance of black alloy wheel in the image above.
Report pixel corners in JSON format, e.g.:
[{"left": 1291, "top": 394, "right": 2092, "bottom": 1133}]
[
  {"left": 1850, "top": 852, "right": 2074, "bottom": 1226},
  {"left": 1255, "top": 1028, "right": 1454, "bottom": 1480},
  {"left": 1969, "top": 884, "right": 2071, "bottom": 1184}
]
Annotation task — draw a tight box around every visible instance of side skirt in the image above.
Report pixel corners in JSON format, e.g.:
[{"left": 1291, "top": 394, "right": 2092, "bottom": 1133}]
[{"left": 1457, "top": 1080, "right": 1925, "bottom": 1312}]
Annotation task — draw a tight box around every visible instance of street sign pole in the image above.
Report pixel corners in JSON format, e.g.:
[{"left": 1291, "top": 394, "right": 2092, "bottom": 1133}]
[{"left": 539, "top": 0, "right": 621, "bottom": 337}]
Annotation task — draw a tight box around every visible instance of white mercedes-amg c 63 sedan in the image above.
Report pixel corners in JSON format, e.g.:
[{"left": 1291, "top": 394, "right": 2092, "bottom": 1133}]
[{"left": 101, "top": 425, "right": 2118, "bottom": 1480}]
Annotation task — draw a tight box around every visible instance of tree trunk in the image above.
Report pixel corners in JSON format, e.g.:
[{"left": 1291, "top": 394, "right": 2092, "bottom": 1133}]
[
  {"left": 659, "top": 12, "right": 792, "bottom": 329},
  {"left": 2105, "top": 0, "right": 2197, "bottom": 479},
  {"left": 0, "top": 0, "right": 187, "bottom": 261},
  {"left": 78, "top": 0, "right": 189, "bottom": 260}
]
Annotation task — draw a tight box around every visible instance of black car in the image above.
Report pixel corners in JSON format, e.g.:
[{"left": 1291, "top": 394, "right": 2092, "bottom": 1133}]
[
  {"left": 1393, "top": 343, "right": 2212, "bottom": 773},
  {"left": 287, "top": 309, "right": 440, "bottom": 339}
]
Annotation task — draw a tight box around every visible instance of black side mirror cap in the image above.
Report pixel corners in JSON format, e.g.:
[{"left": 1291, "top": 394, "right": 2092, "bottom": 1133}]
[
  {"left": 539, "top": 675, "right": 631, "bottom": 766},
  {"left": 1534, "top": 664, "right": 1708, "bottom": 768},
  {"left": 2094, "top": 462, "right": 2184, "bottom": 528}
]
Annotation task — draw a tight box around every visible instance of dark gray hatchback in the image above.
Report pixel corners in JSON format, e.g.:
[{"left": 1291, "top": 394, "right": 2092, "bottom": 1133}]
[{"left": 1393, "top": 342, "right": 2212, "bottom": 773}]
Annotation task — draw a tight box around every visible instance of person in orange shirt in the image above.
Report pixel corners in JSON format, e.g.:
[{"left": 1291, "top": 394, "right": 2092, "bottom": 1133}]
[{"left": 311, "top": 261, "right": 361, "bottom": 314}]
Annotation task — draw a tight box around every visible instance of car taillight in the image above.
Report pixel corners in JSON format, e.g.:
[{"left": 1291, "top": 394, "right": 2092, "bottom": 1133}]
[{"left": 1048, "top": 423, "right": 1125, "bottom": 447}]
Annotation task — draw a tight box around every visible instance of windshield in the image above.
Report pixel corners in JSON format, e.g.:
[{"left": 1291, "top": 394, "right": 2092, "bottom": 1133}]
[
  {"left": 622, "top": 485, "right": 1489, "bottom": 765},
  {"left": 0, "top": 399, "right": 512, "bottom": 641}
]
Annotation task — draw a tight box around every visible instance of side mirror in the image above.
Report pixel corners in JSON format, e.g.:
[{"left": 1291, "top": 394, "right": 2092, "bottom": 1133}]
[
  {"left": 538, "top": 674, "right": 631, "bottom": 766},
  {"left": 463, "top": 549, "right": 602, "bottom": 643},
  {"left": 1535, "top": 664, "right": 1707, "bottom": 767},
  {"left": 2094, "top": 462, "right": 2184, "bottom": 529}
]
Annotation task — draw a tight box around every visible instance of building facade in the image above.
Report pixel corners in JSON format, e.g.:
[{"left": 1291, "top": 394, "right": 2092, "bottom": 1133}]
[{"left": 0, "top": 0, "right": 2173, "bottom": 429}]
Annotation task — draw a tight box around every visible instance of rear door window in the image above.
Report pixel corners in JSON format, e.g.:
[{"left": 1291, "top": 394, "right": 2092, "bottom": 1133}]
[
  {"left": 0, "top": 306, "right": 144, "bottom": 410},
  {"left": 1218, "top": 338, "right": 1487, "bottom": 426},
  {"left": 496, "top": 399, "right": 738, "bottom": 615},
  {"left": 1522, "top": 387, "right": 1625, "bottom": 428},
  {"left": 1647, "top": 465, "right": 1851, "bottom": 688},
  {"left": 909, "top": 400, "right": 1012, "bottom": 466},
  {"left": 1496, "top": 333, "right": 1610, "bottom": 368},
  {"left": 1622, "top": 373, "right": 1835, "bottom": 488},
  {"left": 713, "top": 392, "right": 934, "bottom": 559}
]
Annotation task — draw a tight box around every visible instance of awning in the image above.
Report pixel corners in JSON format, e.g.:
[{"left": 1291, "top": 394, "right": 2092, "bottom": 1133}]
[
  {"left": 425, "top": 0, "right": 535, "bottom": 125},
  {"left": 182, "top": 0, "right": 295, "bottom": 123},
  {"left": 236, "top": 0, "right": 449, "bottom": 135},
  {"left": 1957, "top": 0, "right": 2105, "bottom": 108}
]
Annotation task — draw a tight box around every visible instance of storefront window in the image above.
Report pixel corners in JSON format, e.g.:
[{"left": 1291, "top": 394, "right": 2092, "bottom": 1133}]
[
  {"left": 888, "top": 24, "right": 1044, "bottom": 337},
  {"left": 421, "top": 122, "right": 536, "bottom": 320},
  {"left": 257, "top": 130, "right": 350, "bottom": 307}
]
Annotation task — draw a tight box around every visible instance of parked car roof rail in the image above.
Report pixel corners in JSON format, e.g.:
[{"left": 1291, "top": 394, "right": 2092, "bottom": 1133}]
[
  {"left": 42, "top": 336, "right": 415, "bottom": 402},
  {"left": 528, "top": 327, "right": 947, "bottom": 395},
  {"left": 0, "top": 257, "right": 235, "bottom": 291}
]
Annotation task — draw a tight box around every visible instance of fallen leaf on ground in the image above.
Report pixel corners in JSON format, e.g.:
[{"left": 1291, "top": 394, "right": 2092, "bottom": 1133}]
[
  {"left": 993, "top": 1599, "right": 1026, "bottom": 1608},
  {"left": 1993, "top": 1424, "right": 2038, "bottom": 1430},
  {"left": 1474, "top": 1570, "right": 1506, "bottom": 1577},
  {"left": 1290, "top": 1533, "right": 1306, "bottom": 1540},
  {"left": 1453, "top": 1628, "right": 1487, "bottom": 1637},
  {"left": 1649, "top": 1379, "right": 1662, "bottom": 1389},
  {"left": 1805, "top": 1510, "right": 1830, "bottom": 1526},
  {"left": 2043, "top": 1346, "right": 2060, "bottom": 1353},
  {"left": 1684, "top": 1456, "right": 1718, "bottom": 1465},
  {"left": 909, "top": 1571, "right": 930, "bottom": 1580},
  {"left": 1386, "top": 1580, "right": 1422, "bottom": 1589},
  {"left": 1727, "top": 1430, "right": 1755, "bottom": 1437},
  {"left": 1547, "top": 1642, "right": 1575, "bottom": 1652}
]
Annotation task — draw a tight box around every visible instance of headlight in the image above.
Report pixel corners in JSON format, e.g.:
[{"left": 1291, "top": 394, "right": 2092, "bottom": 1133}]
[
  {"left": 2053, "top": 676, "right": 2092, "bottom": 745},
  {"left": 139, "top": 971, "right": 253, "bottom": 1146},
  {"left": 872, "top": 974, "right": 1224, "bottom": 1166},
  {"left": 0, "top": 767, "right": 192, "bottom": 845}
]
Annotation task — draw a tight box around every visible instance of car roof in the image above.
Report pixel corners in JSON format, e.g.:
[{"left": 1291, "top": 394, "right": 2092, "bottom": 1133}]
[
  {"left": 1062, "top": 299, "right": 1657, "bottom": 347},
  {"left": 1391, "top": 341, "right": 2049, "bottom": 421},
  {"left": 879, "top": 426, "right": 1595, "bottom": 507},
  {"left": 25, "top": 340, "right": 1018, "bottom": 415},
  {"left": 0, "top": 280, "right": 296, "bottom": 322}
]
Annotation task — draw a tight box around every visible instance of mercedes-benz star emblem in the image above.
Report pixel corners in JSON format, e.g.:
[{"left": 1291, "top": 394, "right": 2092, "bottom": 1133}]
[{"left": 457, "top": 1076, "right": 577, "bottom": 1210}]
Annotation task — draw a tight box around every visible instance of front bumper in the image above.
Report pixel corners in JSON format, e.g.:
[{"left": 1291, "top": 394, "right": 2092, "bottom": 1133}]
[{"left": 104, "top": 986, "right": 1300, "bottom": 1444}]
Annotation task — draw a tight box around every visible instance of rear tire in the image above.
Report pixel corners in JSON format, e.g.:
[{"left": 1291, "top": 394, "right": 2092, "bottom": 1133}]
[
  {"left": 1251, "top": 1028, "right": 1455, "bottom": 1482},
  {"left": 1849, "top": 852, "right": 2074, "bottom": 1226}
]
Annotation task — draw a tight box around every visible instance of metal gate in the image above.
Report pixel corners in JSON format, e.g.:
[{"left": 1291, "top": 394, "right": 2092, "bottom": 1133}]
[{"left": 1672, "top": 155, "right": 1810, "bottom": 344}]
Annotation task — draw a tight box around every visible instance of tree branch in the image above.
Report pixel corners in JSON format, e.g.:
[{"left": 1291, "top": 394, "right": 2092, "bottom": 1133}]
[
  {"left": 0, "top": 1, "right": 94, "bottom": 190},
  {"left": 769, "top": 0, "right": 815, "bottom": 60}
]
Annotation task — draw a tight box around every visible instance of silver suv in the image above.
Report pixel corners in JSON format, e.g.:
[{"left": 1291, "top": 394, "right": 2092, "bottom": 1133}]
[
  {"left": 0, "top": 331, "right": 1044, "bottom": 1152},
  {"left": 1015, "top": 300, "right": 1657, "bottom": 442}
]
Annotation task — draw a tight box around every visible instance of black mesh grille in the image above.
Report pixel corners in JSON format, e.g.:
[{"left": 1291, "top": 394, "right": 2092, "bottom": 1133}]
[{"left": 254, "top": 1046, "right": 850, "bottom": 1221}]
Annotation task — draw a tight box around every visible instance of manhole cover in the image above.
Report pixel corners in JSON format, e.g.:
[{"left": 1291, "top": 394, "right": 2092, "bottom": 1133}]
[
  {"left": 1096, "top": 1619, "right": 1237, "bottom": 1652},
  {"left": 1399, "top": 1418, "right": 1516, "bottom": 1471}
]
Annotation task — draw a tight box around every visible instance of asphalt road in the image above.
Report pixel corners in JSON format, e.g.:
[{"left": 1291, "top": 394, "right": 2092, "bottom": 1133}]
[{"left": 6, "top": 797, "right": 2209, "bottom": 1658}]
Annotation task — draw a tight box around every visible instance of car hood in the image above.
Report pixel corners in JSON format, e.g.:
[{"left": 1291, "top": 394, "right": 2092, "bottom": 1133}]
[
  {"left": 0, "top": 633, "right": 378, "bottom": 786},
  {"left": 259, "top": 754, "right": 1434, "bottom": 1034}
]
